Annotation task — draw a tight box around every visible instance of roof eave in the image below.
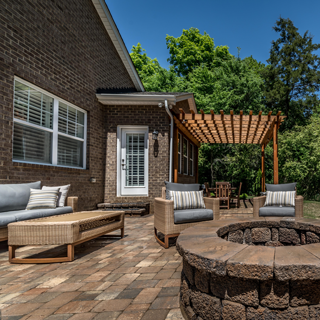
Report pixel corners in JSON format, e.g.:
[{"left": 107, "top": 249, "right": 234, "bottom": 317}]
[
  {"left": 91, "top": 0, "right": 145, "bottom": 92},
  {"left": 96, "top": 93, "right": 197, "bottom": 113}
]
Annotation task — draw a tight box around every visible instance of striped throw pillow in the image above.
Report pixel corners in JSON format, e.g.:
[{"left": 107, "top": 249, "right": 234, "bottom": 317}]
[
  {"left": 26, "top": 188, "right": 59, "bottom": 210},
  {"left": 169, "top": 190, "right": 205, "bottom": 210},
  {"left": 264, "top": 191, "right": 296, "bottom": 207}
]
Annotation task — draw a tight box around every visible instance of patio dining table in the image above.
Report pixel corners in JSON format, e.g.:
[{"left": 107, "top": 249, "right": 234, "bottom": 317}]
[{"left": 207, "top": 186, "right": 236, "bottom": 197}]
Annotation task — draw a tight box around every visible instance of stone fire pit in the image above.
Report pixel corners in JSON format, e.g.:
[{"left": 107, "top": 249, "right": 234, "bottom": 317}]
[{"left": 177, "top": 217, "right": 320, "bottom": 320}]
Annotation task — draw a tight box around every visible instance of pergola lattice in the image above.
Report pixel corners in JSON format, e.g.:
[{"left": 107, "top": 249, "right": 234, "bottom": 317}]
[{"left": 173, "top": 109, "right": 286, "bottom": 191}]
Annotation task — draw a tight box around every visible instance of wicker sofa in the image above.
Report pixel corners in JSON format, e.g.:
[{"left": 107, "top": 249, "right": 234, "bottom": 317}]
[
  {"left": 0, "top": 181, "right": 78, "bottom": 242},
  {"left": 253, "top": 183, "right": 303, "bottom": 218},
  {"left": 154, "top": 185, "right": 220, "bottom": 248}
]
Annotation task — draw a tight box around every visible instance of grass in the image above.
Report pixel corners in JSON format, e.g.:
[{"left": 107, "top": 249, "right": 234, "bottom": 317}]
[{"left": 303, "top": 200, "right": 320, "bottom": 219}]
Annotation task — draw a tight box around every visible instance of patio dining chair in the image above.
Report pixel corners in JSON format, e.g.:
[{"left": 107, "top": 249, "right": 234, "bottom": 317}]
[
  {"left": 230, "top": 182, "right": 242, "bottom": 208},
  {"left": 216, "top": 182, "right": 231, "bottom": 209}
]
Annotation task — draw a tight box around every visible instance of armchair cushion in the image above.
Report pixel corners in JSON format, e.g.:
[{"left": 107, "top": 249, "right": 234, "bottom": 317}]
[
  {"left": 164, "top": 181, "right": 200, "bottom": 200},
  {"left": 174, "top": 208, "right": 213, "bottom": 224},
  {"left": 266, "top": 183, "right": 296, "bottom": 192},
  {"left": 259, "top": 206, "right": 295, "bottom": 217}
]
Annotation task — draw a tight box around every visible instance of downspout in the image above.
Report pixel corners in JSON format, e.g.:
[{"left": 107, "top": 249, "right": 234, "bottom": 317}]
[{"left": 164, "top": 100, "right": 173, "bottom": 182}]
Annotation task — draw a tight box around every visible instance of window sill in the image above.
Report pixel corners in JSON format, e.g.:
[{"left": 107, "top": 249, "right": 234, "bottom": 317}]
[{"left": 12, "top": 160, "right": 88, "bottom": 172}]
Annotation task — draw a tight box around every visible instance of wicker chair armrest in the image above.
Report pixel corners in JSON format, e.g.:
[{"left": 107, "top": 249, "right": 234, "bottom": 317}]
[
  {"left": 295, "top": 195, "right": 304, "bottom": 218},
  {"left": 162, "top": 187, "right": 166, "bottom": 199},
  {"left": 253, "top": 196, "right": 266, "bottom": 218},
  {"left": 203, "top": 197, "right": 220, "bottom": 220},
  {"left": 154, "top": 197, "right": 174, "bottom": 234},
  {"left": 67, "top": 197, "right": 78, "bottom": 213}
]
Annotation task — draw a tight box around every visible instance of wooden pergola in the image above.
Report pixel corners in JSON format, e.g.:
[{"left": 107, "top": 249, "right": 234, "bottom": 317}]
[{"left": 173, "top": 109, "right": 286, "bottom": 191}]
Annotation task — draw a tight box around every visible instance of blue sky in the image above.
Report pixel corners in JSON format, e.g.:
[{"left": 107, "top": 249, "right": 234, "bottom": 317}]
[{"left": 107, "top": 0, "right": 320, "bottom": 69}]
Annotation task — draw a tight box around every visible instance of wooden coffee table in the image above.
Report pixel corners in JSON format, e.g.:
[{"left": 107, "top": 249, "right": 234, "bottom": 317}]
[{"left": 8, "top": 211, "right": 124, "bottom": 264}]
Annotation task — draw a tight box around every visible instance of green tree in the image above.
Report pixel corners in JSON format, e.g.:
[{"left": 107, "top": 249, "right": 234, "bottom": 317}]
[
  {"left": 279, "top": 115, "right": 320, "bottom": 199},
  {"left": 187, "top": 58, "right": 265, "bottom": 114},
  {"left": 130, "top": 43, "right": 162, "bottom": 82},
  {"left": 142, "top": 67, "right": 185, "bottom": 92},
  {"left": 166, "top": 28, "right": 231, "bottom": 77},
  {"left": 262, "top": 17, "right": 320, "bottom": 130}
]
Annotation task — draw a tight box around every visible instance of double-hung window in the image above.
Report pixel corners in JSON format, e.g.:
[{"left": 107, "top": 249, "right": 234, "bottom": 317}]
[
  {"left": 183, "top": 138, "right": 188, "bottom": 175},
  {"left": 13, "top": 78, "right": 87, "bottom": 169},
  {"left": 190, "top": 143, "right": 194, "bottom": 176}
]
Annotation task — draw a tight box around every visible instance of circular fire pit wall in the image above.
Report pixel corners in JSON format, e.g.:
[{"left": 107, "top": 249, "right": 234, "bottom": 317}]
[{"left": 177, "top": 219, "right": 320, "bottom": 320}]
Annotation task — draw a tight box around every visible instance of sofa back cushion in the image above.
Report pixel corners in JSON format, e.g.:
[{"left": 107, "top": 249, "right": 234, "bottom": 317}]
[
  {"left": 164, "top": 181, "right": 200, "bottom": 200},
  {"left": 0, "top": 181, "right": 41, "bottom": 212},
  {"left": 266, "top": 183, "right": 296, "bottom": 192}
]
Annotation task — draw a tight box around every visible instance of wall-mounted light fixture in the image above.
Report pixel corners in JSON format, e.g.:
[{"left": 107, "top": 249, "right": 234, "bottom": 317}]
[
  {"left": 89, "top": 177, "right": 96, "bottom": 183},
  {"left": 152, "top": 130, "right": 159, "bottom": 140}
]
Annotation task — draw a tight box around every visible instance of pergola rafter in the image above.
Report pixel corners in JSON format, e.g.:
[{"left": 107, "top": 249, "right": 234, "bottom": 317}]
[{"left": 174, "top": 109, "right": 286, "bottom": 190}]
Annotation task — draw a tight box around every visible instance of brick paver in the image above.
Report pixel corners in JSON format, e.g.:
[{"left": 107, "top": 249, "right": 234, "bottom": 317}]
[{"left": 0, "top": 215, "right": 183, "bottom": 320}]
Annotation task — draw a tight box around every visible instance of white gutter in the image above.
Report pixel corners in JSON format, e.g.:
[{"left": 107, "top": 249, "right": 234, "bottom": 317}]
[{"left": 164, "top": 100, "right": 173, "bottom": 182}]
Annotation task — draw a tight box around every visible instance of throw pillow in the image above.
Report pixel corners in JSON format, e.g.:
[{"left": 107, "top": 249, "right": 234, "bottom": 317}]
[
  {"left": 42, "top": 184, "right": 70, "bottom": 207},
  {"left": 169, "top": 190, "right": 205, "bottom": 210},
  {"left": 26, "top": 188, "right": 60, "bottom": 210},
  {"left": 164, "top": 181, "right": 200, "bottom": 200},
  {"left": 264, "top": 191, "right": 296, "bottom": 207}
]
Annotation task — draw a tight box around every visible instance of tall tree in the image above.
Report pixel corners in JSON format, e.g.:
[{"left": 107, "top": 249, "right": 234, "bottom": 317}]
[
  {"left": 187, "top": 58, "right": 265, "bottom": 114},
  {"left": 262, "top": 18, "right": 320, "bottom": 130},
  {"left": 166, "top": 28, "right": 231, "bottom": 77},
  {"left": 130, "top": 43, "right": 162, "bottom": 82}
]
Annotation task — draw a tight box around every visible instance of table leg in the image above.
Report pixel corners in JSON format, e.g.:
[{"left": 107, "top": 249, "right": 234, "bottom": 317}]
[
  {"left": 67, "top": 244, "right": 74, "bottom": 261},
  {"left": 9, "top": 245, "right": 16, "bottom": 262}
]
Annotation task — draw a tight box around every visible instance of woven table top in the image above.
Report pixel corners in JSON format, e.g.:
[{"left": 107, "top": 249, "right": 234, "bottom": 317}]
[{"left": 10, "top": 211, "right": 124, "bottom": 225}]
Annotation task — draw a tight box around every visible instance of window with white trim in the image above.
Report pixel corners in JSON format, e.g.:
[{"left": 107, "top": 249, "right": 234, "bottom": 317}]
[
  {"left": 13, "top": 78, "right": 87, "bottom": 169},
  {"left": 190, "top": 143, "right": 194, "bottom": 176},
  {"left": 183, "top": 138, "right": 188, "bottom": 175},
  {"left": 178, "top": 133, "right": 181, "bottom": 173}
]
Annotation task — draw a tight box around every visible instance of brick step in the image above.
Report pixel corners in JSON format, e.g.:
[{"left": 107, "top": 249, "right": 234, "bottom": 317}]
[{"left": 97, "top": 202, "right": 150, "bottom": 216}]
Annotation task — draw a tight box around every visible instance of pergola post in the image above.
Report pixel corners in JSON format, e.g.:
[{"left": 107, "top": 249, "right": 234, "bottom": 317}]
[
  {"left": 273, "top": 118, "right": 279, "bottom": 184},
  {"left": 261, "top": 144, "right": 265, "bottom": 192}
]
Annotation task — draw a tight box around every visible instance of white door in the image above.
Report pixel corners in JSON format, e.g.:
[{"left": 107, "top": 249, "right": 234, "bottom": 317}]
[{"left": 119, "top": 127, "right": 148, "bottom": 196}]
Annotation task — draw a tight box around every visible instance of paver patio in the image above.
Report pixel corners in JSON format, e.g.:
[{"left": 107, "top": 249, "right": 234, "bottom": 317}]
[{"left": 0, "top": 215, "right": 183, "bottom": 320}]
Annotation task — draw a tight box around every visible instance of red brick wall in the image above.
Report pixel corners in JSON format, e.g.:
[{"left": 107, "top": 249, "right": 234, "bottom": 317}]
[
  {"left": 0, "top": 0, "right": 136, "bottom": 210},
  {"left": 104, "top": 105, "right": 170, "bottom": 212}
]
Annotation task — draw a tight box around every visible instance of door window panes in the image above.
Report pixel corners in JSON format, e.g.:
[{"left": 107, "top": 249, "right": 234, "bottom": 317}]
[{"left": 126, "top": 133, "right": 145, "bottom": 186}]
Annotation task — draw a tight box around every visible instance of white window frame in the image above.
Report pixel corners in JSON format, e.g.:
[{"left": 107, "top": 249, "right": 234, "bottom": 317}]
[
  {"left": 178, "top": 133, "right": 182, "bottom": 174},
  {"left": 12, "top": 76, "right": 87, "bottom": 169},
  {"left": 183, "top": 137, "right": 188, "bottom": 175},
  {"left": 117, "top": 125, "right": 149, "bottom": 197},
  {"left": 190, "top": 143, "right": 194, "bottom": 176}
]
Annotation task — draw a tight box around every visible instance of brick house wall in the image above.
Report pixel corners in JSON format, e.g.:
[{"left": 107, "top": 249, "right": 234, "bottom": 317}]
[
  {"left": 104, "top": 105, "right": 170, "bottom": 212},
  {"left": 0, "top": 0, "right": 136, "bottom": 211}
]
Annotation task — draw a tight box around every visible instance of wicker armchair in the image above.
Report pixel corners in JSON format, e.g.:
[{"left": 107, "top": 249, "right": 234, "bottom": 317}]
[
  {"left": 154, "top": 187, "right": 220, "bottom": 248},
  {"left": 253, "top": 195, "right": 303, "bottom": 218}
]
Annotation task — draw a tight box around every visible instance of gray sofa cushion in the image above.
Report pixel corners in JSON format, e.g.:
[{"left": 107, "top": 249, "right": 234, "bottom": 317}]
[
  {"left": 174, "top": 209, "right": 213, "bottom": 224},
  {"left": 259, "top": 206, "right": 295, "bottom": 217},
  {"left": 266, "top": 183, "right": 296, "bottom": 192},
  {"left": 0, "top": 206, "right": 73, "bottom": 227},
  {"left": 0, "top": 181, "right": 41, "bottom": 212},
  {"left": 165, "top": 181, "right": 200, "bottom": 200}
]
